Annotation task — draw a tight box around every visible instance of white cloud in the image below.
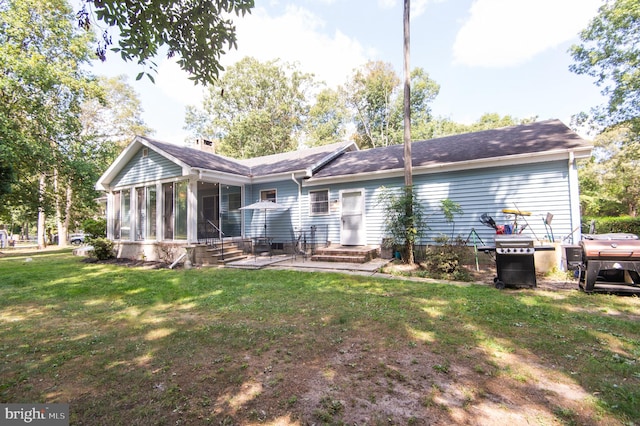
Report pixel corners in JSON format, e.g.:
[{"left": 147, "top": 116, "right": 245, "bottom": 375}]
[
  {"left": 154, "top": 5, "right": 370, "bottom": 110},
  {"left": 224, "top": 5, "right": 371, "bottom": 88},
  {"left": 452, "top": 0, "right": 603, "bottom": 67},
  {"left": 156, "top": 58, "right": 207, "bottom": 106}
]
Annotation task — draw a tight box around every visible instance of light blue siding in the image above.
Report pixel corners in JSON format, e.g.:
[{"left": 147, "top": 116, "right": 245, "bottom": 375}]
[
  {"left": 243, "top": 180, "right": 300, "bottom": 243},
  {"left": 301, "top": 160, "right": 576, "bottom": 246},
  {"left": 111, "top": 148, "right": 182, "bottom": 188}
]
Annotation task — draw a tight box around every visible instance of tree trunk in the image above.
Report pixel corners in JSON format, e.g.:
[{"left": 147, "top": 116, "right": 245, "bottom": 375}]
[
  {"left": 54, "top": 167, "right": 69, "bottom": 246},
  {"left": 403, "top": 0, "right": 414, "bottom": 265},
  {"left": 64, "top": 184, "right": 73, "bottom": 237},
  {"left": 37, "top": 173, "right": 47, "bottom": 249}
]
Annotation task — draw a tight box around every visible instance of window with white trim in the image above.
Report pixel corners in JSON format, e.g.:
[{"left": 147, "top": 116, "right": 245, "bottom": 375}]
[
  {"left": 162, "top": 180, "right": 188, "bottom": 240},
  {"left": 309, "top": 189, "right": 329, "bottom": 215},
  {"left": 113, "top": 189, "right": 131, "bottom": 240},
  {"left": 134, "top": 185, "right": 157, "bottom": 240},
  {"left": 260, "top": 189, "right": 276, "bottom": 203}
]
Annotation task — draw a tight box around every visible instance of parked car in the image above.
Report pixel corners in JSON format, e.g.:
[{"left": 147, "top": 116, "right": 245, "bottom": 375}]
[{"left": 69, "top": 233, "right": 85, "bottom": 245}]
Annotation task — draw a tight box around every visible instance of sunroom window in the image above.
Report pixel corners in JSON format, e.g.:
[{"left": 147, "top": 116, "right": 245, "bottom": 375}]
[
  {"left": 134, "top": 185, "right": 157, "bottom": 240},
  {"left": 163, "top": 181, "right": 188, "bottom": 240}
]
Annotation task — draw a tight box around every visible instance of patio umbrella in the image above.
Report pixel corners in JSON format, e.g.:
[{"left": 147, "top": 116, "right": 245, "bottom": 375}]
[{"left": 240, "top": 200, "right": 288, "bottom": 238}]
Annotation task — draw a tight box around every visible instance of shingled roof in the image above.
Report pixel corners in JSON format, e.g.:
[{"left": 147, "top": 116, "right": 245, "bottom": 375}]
[
  {"left": 143, "top": 137, "right": 251, "bottom": 176},
  {"left": 309, "top": 119, "right": 591, "bottom": 180},
  {"left": 98, "top": 119, "right": 590, "bottom": 192},
  {"left": 143, "top": 138, "right": 355, "bottom": 178},
  {"left": 237, "top": 141, "right": 356, "bottom": 177}
]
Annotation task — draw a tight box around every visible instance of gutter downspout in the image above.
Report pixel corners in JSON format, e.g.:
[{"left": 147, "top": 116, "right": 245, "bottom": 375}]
[
  {"left": 291, "top": 173, "right": 302, "bottom": 231},
  {"left": 568, "top": 151, "right": 582, "bottom": 244}
]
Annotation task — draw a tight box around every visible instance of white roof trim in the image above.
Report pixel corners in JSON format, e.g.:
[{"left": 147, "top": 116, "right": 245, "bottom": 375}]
[
  {"left": 95, "top": 136, "right": 194, "bottom": 191},
  {"left": 305, "top": 141, "right": 358, "bottom": 177},
  {"left": 192, "top": 168, "right": 250, "bottom": 186}
]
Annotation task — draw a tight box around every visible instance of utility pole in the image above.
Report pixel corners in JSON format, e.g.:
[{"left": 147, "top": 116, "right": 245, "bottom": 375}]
[{"left": 403, "top": 0, "right": 415, "bottom": 265}]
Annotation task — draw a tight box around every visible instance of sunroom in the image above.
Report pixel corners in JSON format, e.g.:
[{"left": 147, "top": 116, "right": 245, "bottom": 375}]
[{"left": 96, "top": 137, "right": 250, "bottom": 261}]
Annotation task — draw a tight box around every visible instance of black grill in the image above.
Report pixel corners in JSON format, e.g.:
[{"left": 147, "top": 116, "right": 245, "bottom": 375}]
[{"left": 493, "top": 236, "right": 536, "bottom": 289}]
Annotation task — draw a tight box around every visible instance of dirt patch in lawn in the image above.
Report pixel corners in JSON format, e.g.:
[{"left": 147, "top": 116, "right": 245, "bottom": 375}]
[{"left": 123, "top": 329, "right": 612, "bottom": 425}]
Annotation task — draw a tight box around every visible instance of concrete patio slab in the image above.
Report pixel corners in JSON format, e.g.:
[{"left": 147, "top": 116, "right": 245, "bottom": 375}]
[{"left": 224, "top": 253, "right": 392, "bottom": 275}]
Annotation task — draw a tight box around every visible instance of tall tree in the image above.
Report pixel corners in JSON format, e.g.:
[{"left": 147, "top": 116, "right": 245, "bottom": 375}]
[
  {"left": 579, "top": 125, "right": 640, "bottom": 217},
  {"left": 570, "top": 0, "right": 640, "bottom": 132},
  {"left": 81, "top": 75, "right": 153, "bottom": 150},
  {"left": 77, "top": 0, "right": 254, "bottom": 86},
  {"left": 305, "top": 88, "right": 350, "bottom": 147},
  {"left": 185, "top": 57, "right": 317, "bottom": 158},
  {"left": 345, "top": 61, "right": 439, "bottom": 149},
  {"left": 345, "top": 61, "right": 400, "bottom": 149},
  {"left": 0, "top": 0, "right": 97, "bottom": 247}
]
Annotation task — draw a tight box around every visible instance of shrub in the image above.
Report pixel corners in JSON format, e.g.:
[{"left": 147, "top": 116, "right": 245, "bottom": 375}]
[
  {"left": 582, "top": 216, "right": 640, "bottom": 235},
  {"left": 377, "top": 186, "right": 427, "bottom": 264},
  {"left": 82, "top": 218, "right": 107, "bottom": 240},
  {"left": 423, "top": 235, "right": 471, "bottom": 281},
  {"left": 90, "top": 237, "right": 115, "bottom": 260}
]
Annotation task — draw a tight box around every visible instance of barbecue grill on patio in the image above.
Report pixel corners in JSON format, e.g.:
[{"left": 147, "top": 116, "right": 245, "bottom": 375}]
[{"left": 576, "top": 233, "right": 640, "bottom": 293}]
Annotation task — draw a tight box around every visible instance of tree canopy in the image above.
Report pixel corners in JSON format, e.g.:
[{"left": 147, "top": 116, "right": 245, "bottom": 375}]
[
  {"left": 570, "top": 0, "right": 640, "bottom": 132},
  {"left": 1, "top": 0, "right": 150, "bottom": 243},
  {"left": 570, "top": 0, "right": 640, "bottom": 217},
  {"left": 77, "top": 0, "right": 254, "bottom": 86},
  {"left": 185, "top": 57, "right": 316, "bottom": 158},
  {"left": 579, "top": 124, "right": 640, "bottom": 217},
  {"left": 345, "top": 61, "right": 441, "bottom": 149},
  {"left": 0, "top": 0, "right": 99, "bottom": 244},
  {"left": 185, "top": 57, "right": 538, "bottom": 159}
]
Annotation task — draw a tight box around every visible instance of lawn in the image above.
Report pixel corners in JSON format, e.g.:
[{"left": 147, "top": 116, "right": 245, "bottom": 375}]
[{"left": 1, "top": 249, "right": 639, "bottom": 425}]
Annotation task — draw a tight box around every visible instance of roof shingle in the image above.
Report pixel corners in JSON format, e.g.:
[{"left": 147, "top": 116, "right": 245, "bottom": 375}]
[{"left": 310, "top": 119, "right": 589, "bottom": 179}]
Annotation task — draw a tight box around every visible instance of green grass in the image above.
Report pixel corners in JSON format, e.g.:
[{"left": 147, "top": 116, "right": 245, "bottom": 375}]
[{"left": 1, "top": 249, "right": 639, "bottom": 425}]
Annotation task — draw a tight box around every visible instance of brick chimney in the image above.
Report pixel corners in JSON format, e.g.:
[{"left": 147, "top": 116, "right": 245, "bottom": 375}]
[{"left": 194, "top": 138, "right": 216, "bottom": 154}]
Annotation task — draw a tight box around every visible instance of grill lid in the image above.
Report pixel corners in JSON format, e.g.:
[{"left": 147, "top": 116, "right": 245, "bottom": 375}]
[
  {"left": 494, "top": 235, "right": 535, "bottom": 254},
  {"left": 580, "top": 234, "right": 640, "bottom": 259},
  {"left": 583, "top": 233, "right": 638, "bottom": 240},
  {"left": 494, "top": 235, "right": 535, "bottom": 248}
]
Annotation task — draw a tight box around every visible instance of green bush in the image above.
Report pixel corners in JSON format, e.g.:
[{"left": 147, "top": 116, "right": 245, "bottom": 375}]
[
  {"left": 423, "top": 235, "right": 471, "bottom": 281},
  {"left": 582, "top": 216, "right": 640, "bottom": 235},
  {"left": 377, "top": 186, "right": 428, "bottom": 264},
  {"left": 82, "top": 217, "right": 107, "bottom": 240},
  {"left": 90, "top": 238, "right": 115, "bottom": 260}
]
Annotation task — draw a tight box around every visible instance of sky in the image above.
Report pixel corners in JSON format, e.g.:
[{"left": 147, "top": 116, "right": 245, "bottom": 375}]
[{"left": 91, "top": 0, "right": 607, "bottom": 143}]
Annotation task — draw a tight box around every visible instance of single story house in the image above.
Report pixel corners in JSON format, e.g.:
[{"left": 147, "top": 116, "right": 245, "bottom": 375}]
[{"left": 95, "top": 119, "right": 592, "bottom": 263}]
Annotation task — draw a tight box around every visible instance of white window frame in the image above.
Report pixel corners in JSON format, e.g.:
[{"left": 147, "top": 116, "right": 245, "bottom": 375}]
[
  {"left": 161, "top": 179, "right": 189, "bottom": 241},
  {"left": 309, "top": 189, "right": 330, "bottom": 216},
  {"left": 260, "top": 189, "right": 277, "bottom": 203}
]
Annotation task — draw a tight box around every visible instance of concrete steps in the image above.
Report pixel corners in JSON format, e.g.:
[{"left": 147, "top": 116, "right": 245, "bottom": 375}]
[
  {"left": 194, "top": 242, "right": 248, "bottom": 265},
  {"left": 310, "top": 245, "right": 379, "bottom": 264}
]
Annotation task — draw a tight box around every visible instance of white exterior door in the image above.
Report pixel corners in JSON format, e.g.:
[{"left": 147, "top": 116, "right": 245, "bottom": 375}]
[{"left": 340, "top": 189, "right": 366, "bottom": 246}]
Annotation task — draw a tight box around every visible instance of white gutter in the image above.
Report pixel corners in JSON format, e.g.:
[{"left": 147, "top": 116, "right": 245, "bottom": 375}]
[
  {"left": 568, "top": 150, "right": 583, "bottom": 244},
  {"left": 192, "top": 167, "right": 251, "bottom": 186},
  {"left": 291, "top": 173, "right": 302, "bottom": 230}
]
